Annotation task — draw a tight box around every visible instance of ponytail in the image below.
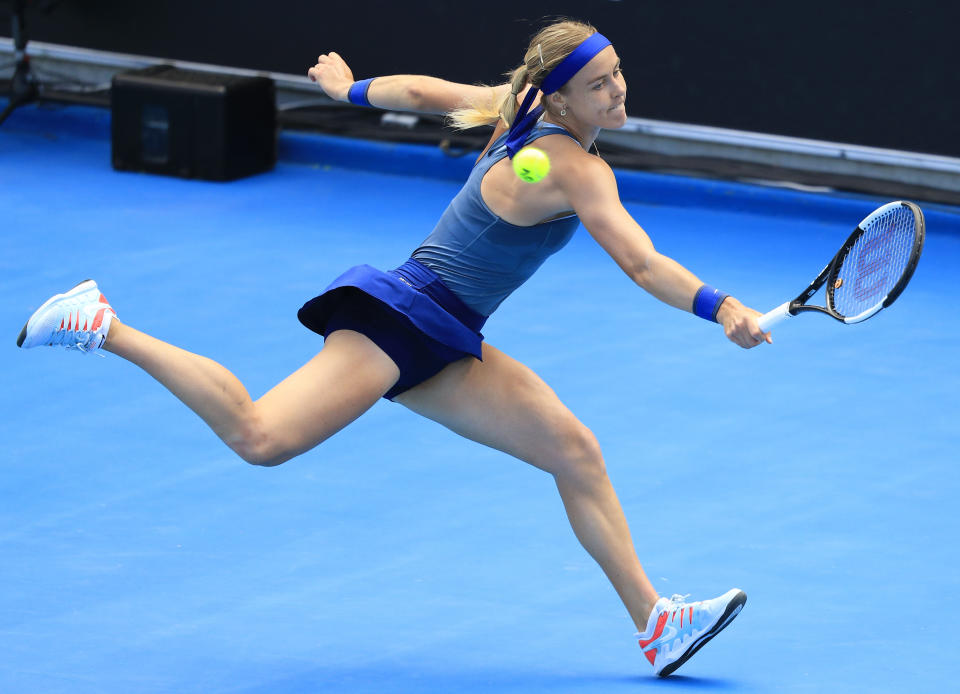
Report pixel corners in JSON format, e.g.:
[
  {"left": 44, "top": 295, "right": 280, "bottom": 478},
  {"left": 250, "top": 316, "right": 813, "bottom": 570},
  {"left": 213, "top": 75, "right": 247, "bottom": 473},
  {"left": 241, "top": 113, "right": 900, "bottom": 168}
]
[
  {"left": 447, "top": 19, "right": 596, "bottom": 131},
  {"left": 447, "top": 63, "right": 529, "bottom": 131},
  {"left": 499, "top": 64, "right": 530, "bottom": 127}
]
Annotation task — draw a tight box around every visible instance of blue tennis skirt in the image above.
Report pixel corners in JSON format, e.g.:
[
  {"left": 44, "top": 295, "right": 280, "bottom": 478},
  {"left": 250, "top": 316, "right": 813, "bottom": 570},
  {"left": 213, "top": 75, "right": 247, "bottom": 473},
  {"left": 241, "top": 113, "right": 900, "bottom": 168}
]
[{"left": 297, "top": 258, "right": 487, "bottom": 400}]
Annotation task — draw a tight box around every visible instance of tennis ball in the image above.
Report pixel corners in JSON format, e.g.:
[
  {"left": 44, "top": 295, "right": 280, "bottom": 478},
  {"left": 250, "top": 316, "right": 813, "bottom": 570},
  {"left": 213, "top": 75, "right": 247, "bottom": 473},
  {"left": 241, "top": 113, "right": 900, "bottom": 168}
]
[{"left": 512, "top": 146, "right": 550, "bottom": 183}]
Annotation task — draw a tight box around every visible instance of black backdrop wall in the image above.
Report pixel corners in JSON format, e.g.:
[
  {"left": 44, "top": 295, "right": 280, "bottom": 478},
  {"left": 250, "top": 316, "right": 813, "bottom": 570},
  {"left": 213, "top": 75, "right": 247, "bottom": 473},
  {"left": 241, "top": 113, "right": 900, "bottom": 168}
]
[{"left": 5, "top": 0, "right": 959, "bottom": 157}]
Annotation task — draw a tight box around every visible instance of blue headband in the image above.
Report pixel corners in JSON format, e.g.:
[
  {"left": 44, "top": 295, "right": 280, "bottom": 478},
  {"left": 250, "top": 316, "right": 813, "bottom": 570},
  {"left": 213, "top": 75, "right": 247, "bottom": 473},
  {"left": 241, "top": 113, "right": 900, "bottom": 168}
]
[{"left": 504, "top": 32, "right": 612, "bottom": 158}]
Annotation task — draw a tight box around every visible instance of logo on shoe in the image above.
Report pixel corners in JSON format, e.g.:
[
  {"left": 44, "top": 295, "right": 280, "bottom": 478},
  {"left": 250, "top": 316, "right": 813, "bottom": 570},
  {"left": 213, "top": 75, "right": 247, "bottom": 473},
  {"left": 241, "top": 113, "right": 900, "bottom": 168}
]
[
  {"left": 640, "top": 610, "right": 681, "bottom": 657},
  {"left": 646, "top": 622, "right": 678, "bottom": 650}
]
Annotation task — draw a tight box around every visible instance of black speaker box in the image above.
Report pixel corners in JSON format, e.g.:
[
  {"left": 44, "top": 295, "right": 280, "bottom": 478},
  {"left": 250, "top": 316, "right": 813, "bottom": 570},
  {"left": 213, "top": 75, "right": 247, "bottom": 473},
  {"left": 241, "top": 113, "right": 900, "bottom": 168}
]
[{"left": 111, "top": 65, "right": 276, "bottom": 181}]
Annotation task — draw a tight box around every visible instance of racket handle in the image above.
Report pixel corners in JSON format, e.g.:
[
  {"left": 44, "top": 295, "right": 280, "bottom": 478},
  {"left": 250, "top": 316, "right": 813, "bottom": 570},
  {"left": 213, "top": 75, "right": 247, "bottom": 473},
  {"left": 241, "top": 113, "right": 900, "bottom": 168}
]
[{"left": 756, "top": 302, "right": 793, "bottom": 332}]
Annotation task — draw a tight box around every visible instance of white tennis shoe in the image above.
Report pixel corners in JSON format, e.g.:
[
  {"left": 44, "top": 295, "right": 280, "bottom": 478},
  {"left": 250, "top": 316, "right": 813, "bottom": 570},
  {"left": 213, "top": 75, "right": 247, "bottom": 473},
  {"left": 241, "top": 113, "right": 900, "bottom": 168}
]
[
  {"left": 17, "top": 279, "right": 116, "bottom": 354},
  {"left": 638, "top": 588, "right": 746, "bottom": 677}
]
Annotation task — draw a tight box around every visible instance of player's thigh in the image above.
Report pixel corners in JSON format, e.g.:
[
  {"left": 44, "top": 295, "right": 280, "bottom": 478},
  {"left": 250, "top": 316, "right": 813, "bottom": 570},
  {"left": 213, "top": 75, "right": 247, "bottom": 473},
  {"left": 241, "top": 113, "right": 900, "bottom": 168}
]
[
  {"left": 395, "top": 342, "right": 601, "bottom": 474},
  {"left": 253, "top": 329, "right": 400, "bottom": 461}
]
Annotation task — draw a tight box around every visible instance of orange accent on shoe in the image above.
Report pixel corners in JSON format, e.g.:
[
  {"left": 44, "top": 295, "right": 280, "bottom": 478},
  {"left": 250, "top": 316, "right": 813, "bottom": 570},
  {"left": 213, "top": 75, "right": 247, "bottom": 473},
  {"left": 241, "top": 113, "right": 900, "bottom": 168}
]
[
  {"left": 639, "top": 610, "right": 669, "bottom": 655},
  {"left": 91, "top": 307, "right": 107, "bottom": 331}
]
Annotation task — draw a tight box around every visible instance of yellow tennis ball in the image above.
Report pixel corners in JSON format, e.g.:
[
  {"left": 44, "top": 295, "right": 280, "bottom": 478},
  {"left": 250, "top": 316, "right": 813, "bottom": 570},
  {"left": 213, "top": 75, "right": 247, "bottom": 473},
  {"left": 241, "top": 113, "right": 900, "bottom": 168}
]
[{"left": 512, "top": 146, "right": 550, "bottom": 183}]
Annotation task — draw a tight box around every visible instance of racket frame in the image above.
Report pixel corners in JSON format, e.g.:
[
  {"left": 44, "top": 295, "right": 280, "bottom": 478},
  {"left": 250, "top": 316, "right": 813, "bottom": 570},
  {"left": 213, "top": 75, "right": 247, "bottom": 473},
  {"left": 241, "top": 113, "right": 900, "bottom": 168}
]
[{"left": 756, "top": 201, "right": 925, "bottom": 332}]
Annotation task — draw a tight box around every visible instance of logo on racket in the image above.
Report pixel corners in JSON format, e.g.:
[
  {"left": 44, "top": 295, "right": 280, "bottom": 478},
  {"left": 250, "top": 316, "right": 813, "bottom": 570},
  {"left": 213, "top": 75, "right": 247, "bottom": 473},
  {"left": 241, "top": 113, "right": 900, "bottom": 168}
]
[{"left": 851, "top": 220, "right": 895, "bottom": 301}]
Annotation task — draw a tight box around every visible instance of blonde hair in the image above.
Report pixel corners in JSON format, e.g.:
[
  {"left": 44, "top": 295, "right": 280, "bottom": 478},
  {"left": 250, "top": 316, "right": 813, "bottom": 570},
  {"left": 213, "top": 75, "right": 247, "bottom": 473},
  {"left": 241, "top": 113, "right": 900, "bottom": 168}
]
[{"left": 448, "top": 19, "right": 597, "bottom": 130}]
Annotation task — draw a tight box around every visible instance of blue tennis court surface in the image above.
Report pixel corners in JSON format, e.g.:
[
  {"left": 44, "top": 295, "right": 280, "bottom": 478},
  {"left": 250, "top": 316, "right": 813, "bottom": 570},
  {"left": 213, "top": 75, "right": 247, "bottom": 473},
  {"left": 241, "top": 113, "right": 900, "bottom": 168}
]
[{"left": 2, "top": 102, "right": 959, "bottom": 693}]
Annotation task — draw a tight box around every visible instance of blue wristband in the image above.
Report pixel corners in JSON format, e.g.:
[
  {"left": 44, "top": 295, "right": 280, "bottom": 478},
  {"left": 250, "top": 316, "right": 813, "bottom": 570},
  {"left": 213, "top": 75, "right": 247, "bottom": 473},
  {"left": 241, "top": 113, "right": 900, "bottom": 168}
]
[
  {"left": 347, "top": 78, "right": 375, "bottom": 107},
  {"left": 693, "top": 285, "right": 730, "bottom": 322}
]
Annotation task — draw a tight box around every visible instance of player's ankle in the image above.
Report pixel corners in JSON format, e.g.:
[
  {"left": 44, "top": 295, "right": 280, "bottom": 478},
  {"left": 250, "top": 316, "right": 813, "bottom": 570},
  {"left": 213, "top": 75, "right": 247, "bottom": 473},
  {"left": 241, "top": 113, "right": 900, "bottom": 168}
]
[
  {"left": 102, "top": 316, "right": 123, "bottom": 350},
  {"left": 637, "top": 595, "right": 661, "bottom": 633}
]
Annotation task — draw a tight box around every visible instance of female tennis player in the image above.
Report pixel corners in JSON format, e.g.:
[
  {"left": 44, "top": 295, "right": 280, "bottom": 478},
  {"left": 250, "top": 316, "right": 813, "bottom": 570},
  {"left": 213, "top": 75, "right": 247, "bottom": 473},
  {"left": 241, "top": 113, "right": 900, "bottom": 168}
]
[{"left": 17, "top": 19, "right": 768, "bottom": 677}]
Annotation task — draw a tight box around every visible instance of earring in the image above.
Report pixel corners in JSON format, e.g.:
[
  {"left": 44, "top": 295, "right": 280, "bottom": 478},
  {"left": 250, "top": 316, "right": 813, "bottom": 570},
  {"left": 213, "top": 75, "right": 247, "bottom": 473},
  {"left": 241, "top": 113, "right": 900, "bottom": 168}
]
[{"left": 560, "top": 107, "right": 567, "bottom": 116}]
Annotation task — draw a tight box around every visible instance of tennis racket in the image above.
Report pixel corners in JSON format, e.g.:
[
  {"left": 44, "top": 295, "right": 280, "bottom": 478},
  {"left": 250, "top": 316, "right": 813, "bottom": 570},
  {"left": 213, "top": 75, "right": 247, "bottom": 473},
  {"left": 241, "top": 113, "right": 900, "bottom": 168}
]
[{"left": 757, "top": 201, "right": 925, "bottom": 332}]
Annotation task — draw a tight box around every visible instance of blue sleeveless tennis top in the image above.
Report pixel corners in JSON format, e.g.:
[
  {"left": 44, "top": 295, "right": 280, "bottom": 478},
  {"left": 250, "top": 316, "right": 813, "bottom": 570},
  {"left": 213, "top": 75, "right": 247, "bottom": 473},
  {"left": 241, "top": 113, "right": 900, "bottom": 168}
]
[{"left": 411, "top": 121, "right": 582, "bottom": 316}]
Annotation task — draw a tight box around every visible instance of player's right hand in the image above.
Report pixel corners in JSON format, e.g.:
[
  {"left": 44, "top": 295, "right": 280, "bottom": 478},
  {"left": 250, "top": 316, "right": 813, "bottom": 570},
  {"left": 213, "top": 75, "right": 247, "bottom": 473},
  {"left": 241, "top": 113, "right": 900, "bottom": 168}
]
[{"left": 717, "top": 297, "right": 772, "bottom": 349}]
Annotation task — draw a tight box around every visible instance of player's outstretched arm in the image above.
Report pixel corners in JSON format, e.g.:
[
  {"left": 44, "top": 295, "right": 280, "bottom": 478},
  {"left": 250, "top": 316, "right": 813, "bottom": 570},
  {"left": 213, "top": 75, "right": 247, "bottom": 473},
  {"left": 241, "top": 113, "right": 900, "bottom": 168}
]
[
  {"left": 308, "top": 52, "right": 510, "bottom": 116},
  {"left": 563, "top": 154, "right": 770, "bottom": 348}
]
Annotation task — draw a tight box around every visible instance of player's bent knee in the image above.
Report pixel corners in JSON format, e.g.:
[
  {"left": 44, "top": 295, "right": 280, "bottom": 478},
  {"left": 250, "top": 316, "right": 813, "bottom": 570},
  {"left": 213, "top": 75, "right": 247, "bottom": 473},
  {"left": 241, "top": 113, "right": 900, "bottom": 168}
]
[
  {"left": 551, "top": 421, "right": 607, "bottom": 483},
  {"left": 230, "top": 423, "right": 292, "bottom": 467},
  {"left": 233, "top": 440, "right": 279, "bottom": 467},
  {"left": 240, "top": 448, "right": 293, "bottom": 468}
]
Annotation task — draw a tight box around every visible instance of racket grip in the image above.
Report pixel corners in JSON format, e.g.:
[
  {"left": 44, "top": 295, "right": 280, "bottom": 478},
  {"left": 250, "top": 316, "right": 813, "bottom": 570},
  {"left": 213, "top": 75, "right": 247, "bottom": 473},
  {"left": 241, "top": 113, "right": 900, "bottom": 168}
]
[{"left": 756, "top": 302, "right": 793, "bottom": 332}]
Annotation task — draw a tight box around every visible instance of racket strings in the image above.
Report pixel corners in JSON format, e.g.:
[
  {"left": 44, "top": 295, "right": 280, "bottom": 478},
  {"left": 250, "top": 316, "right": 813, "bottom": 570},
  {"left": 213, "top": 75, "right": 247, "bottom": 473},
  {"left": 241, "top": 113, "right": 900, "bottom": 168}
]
[{"left": 832, "top": 208, "right": 917, "bottom": 318}]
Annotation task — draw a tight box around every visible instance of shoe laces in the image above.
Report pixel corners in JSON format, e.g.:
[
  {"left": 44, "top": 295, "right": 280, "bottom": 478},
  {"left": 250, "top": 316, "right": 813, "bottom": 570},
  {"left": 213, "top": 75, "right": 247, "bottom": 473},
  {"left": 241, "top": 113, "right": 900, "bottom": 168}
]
[
  {"left": 48, "top": 326, "right": 106, "bottom": 356},
  {"left": 664, "top": 593, "right": 705, "bottom": 637}
]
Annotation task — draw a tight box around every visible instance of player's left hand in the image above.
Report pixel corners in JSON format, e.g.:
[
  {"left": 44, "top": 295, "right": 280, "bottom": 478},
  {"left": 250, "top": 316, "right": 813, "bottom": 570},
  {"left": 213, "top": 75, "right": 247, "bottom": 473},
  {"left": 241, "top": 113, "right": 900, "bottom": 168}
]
[
  {"left": 716, "top": 297, "right": 771, "bottom": 349},
  {"left": 308, "top": 52, "right": 355, "bottom": 102}
]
